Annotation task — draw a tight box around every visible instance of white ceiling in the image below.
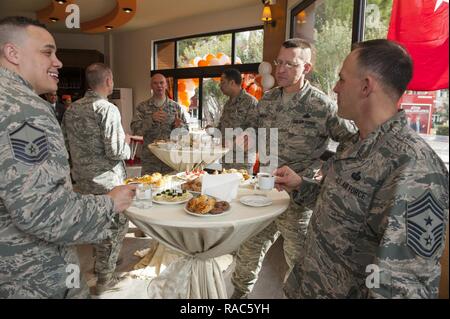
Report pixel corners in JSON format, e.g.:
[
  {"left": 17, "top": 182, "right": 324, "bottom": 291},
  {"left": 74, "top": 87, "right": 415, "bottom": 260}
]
[{"left": 0, "top": 0, "right": 261, "bottom": 33}]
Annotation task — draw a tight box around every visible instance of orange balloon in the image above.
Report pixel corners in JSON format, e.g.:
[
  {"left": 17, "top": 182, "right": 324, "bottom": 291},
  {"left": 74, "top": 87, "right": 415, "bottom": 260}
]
[
  {"left": 216, "top": 52, "right": 224, "bottom": 59},
  {"left": 255, "top": 86, "right": 263, "bottom": 100},
  {"left": 255, "top": 75, "right": 263, "bottom": 87},
  {"left": 192, "top": 78, "right": 200, "bottom": 86},
  {"left": 205, "top": 53, "right": 215, "bottom": 62},
  {"left": 178, "top": 91, "right": 188, "bottom": 101},
  {"left": 178, "top": 81, "right": 186, "bottom": 92},
  {"left": 198, "top": 60, "right": 208, "bottom": 67},
  {"left": 247, "top": 84, "right": 257, "bottom": 96}
]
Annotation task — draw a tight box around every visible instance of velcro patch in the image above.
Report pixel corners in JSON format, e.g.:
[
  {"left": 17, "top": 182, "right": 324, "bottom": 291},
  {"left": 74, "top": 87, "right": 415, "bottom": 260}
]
[
  {"left": 406, "top": 191, "right": 445, "bottom": 258},
  {"left": 8, "top": 122, "right": 49, "bottom": 165}
]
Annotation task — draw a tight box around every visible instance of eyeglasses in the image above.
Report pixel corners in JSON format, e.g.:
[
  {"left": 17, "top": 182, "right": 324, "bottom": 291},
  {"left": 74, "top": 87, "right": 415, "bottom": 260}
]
[{"left": 273, "top": 59, "right": 302, "bottom": 69}]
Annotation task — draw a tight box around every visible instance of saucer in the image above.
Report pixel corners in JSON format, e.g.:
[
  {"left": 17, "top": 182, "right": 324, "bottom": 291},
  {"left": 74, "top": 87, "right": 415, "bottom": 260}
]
[{"left": 239, "top": 195, "right": 273, "bottom": 207}]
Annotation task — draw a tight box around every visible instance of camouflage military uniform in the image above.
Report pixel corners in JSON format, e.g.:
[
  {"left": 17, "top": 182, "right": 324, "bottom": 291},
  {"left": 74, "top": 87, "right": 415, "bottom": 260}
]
[
  {"left": 130, "top": 97, "right": 188, "bottom": 175},
  {"left": 232, "top": 81, "right": 356, "bottom": 296},
  {"left": 62, "top": 90, "right": 131, "bottom": 283},
  {"left": 0, "top": 67, "right": 117, "bottom": 298},
  {"left": 217, "top": 89, "right": 258, "bottom": 170},
  {"left": 285, "top": 110, "right": 449, "bottom": 298}
]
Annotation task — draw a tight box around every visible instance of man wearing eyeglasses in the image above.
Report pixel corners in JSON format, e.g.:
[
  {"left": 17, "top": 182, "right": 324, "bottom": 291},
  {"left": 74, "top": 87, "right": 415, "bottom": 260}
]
[{"left": 231, "top": 38, "right": 356, "bottom": 299}]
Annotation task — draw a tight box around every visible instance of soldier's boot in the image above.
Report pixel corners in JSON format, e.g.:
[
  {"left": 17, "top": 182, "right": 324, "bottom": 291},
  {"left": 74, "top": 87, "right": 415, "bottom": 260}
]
[
  {"left": 230, "top": 289, "right": 248, "bottom": 299},
  {"left": 95, "top": 273, "right": 123, "bottom": 295}
]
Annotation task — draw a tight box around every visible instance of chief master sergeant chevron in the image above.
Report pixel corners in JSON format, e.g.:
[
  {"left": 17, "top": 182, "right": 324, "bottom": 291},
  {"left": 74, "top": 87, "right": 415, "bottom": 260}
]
[{"left": 0, "top": 16, "right": 136, "bottom": 298}]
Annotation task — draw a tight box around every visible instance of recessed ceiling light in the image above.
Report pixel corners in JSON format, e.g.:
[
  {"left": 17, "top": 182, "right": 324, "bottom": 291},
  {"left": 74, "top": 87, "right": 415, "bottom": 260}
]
[
  {"left": 123, "top": 8, "right": 133, "bottom": 13},
  {"left": 55, "top": 0, "right": 67, "bottom": 4},
  {"left": 105, "top": 26, "right": 114, "bottom": 30},
  {"left": 49, "top": 17, "right": 59, "bottom": 22}
]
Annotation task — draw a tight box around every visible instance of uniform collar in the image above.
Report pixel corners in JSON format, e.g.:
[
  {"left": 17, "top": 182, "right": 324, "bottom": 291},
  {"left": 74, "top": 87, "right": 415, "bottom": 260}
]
[
  {"left": 0, "top": 67, "right": 34, "bottom": 91},
  {"left": 85, "top": 90, "right": 106, "bottom": 100},
  {"left": 337, "top": 110, "right": 408, "bottom": 160}
]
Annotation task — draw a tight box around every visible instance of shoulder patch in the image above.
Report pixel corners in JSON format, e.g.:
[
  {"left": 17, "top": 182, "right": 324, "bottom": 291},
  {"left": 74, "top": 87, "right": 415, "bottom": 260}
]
[
  {"left": 406, "top": 191, "right": 445, "bottom": 258},
  {"left": 8, "top": 122, "right": 49, "bottom": 165}
]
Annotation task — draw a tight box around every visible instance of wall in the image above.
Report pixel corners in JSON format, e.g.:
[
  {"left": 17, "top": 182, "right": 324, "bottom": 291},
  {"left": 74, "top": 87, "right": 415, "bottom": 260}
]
[
  {"left": 53, "top": 32, "right": 106, "bottom": 55},
  {"left": 112, "top": 4, "right": 261, "bottom": 108}
]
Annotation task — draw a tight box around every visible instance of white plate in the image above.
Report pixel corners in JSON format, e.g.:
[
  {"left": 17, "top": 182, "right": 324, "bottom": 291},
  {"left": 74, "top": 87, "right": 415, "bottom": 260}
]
[
  {"left": 239, "top": 195, "right": 273, "bottom": 207},
  {"left": 152, "top": 192, "right": 193, "bottom": 205},
  {"left": 184, "top": 205, "right": 231, "bottom": 217},
  {"left": 176, "top": 171, "right": 206, "bottom": 181}
]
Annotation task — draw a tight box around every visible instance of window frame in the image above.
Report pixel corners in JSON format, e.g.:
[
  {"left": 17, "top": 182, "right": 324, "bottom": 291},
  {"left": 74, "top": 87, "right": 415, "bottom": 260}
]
[
  {"left": 152, "top": 26, "right": 264, "bottom": 122},
  {"left": 290, "top": 0, "right": 367, "bottom": 43}
]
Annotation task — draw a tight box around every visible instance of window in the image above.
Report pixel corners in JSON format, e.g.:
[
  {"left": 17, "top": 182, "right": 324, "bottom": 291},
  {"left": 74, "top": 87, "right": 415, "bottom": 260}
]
[
  {"left": 291, "top": 0, "right": 354, "bottom": 97},
  {"left": 290, "top": 0, "right": 448, "bottom": 162},
  {"left": 153, "top": 27, "right": 264, "bottom": 128}
]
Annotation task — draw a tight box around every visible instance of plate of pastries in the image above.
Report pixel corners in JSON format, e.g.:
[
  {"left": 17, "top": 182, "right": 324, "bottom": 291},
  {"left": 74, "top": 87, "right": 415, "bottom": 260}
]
[
  {"left": 213, "top": 168, "right": 254, "bottom": 185},
  {"left": 153, "top": 189, "right": 193, "bottom": 205},
  {"left": 185, "top": 195, "right": 231, "bottom": 217},
  {"left": 180, "top": 177, "right": 202, "bottom": 194},
  {"left": 124, "top": 173, "right": 169, "bottom": 188}
]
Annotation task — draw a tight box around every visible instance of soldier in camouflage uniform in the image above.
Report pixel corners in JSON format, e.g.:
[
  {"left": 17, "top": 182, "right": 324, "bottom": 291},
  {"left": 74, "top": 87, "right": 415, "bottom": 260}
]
[
  {"left": 217, "top": 68, "right": 258, "bottom": 170},
  {"left": 0, "top": 16, "right": 136, "bottom": 298},
  {"left": 231, "top": 39, "right": 356, "bottom": 298},
  {"left": 62, "top": 63, "right": 132, "bottom": 294},
  {"left": 130, "top": 74, "right": 188, "bottom": 175},
  {"left": 275, "top": 39, "right": 449, "bottom": 298}
]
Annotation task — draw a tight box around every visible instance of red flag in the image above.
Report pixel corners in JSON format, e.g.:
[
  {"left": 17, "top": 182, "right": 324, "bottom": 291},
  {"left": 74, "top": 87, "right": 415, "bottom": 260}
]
[{"left": 387, "top": 0, "right": 449, "bottom": 90}]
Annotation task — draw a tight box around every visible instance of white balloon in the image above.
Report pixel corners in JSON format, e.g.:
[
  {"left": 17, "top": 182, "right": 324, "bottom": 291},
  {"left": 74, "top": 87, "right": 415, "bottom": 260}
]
[
  {"left": 185, "top": 79, "right": 196, "bottom": 91},
  {"left": 261, "top": 74, "right": 275, "bottom": 90},
  {"left": 209, "top": 58, "right": 220, "bottom": 66},
  {"left": 258, "top": 61, "right": 272, "bottom": 75},
  {"left": 219, "top": 55, "right": 231, "bottom": 65},
  {"left": 193, "top": 57, "right": 201, "bottom": 66},
  {"left": 187, "top": 89, "right": 196, "bottom": 99}
]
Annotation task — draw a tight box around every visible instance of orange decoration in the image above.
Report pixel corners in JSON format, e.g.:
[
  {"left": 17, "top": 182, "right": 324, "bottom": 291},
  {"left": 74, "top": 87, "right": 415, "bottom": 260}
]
[
  {"left": 216, "top": 52, "right": 224, "bottom": 59},
  {"left": 178, "top": 81, "right": 186, "bottom": 92},
  {"left": 255, "top": 75, "right": 263, "bottom": 87},
  {"left": 205, "top": 53, "right": 215, "bottom": 62},
  {"left": 192, "top": 78, "right": 200, "bottom": 86},
  {"left": 198, "top": 60, "right": 208, "bottom": 67},
  {"left": 178, "top": 91, "right": 188, "bottom": 101}
]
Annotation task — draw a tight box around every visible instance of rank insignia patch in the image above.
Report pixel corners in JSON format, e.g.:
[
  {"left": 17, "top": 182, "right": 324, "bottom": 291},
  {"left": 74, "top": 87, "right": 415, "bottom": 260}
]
[
  {"left": 8, "top": 122, "right": 49, "bottom": 165},
  {"left": 407, "top": 191, "right": 445, "bottom": 258}
]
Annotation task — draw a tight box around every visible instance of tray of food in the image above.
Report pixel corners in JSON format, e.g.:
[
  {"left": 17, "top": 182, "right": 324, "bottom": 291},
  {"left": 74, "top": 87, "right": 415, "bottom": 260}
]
[
  {"left": 153, "top": 189, "right": 193, "bottom": 205},
  {"left": 184, "top": 195, "right": 231, "bottom": 217},
  {"left": 180, "top": 176, "right": 202, "bottom": 193},
  {"left": 124, "top": 172, "right": 169, "bottom": 189},
  {"left": 176, "top": 168, "right": 207, "bottom": 181}
]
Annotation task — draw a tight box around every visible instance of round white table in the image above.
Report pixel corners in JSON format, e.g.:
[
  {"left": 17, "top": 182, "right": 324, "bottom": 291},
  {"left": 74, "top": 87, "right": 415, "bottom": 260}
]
[
  {"left": 125, "top": 187, "right": 290, "bottom": 299},
  {"left": 148, "top": 144, "right": 229, "bottom": 172}
]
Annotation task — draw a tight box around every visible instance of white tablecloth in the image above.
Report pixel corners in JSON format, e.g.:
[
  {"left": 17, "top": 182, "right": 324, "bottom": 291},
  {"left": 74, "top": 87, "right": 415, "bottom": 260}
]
[
  {"left": 125, "top": 187, "right": 290, "bottom": 299},
  {"left": 148, "top": 144, "right": 229, "bottom": 172}
]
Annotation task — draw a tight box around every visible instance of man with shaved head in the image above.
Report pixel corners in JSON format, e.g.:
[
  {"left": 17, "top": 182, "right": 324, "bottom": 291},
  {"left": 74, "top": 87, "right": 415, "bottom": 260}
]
[
  {"left": 0, "top": 16, "right": 136, "bottom": 298},
  {"left": 62, "top": 62, "right": 133, "bottom": 294},
  {"left": 131, "top": 73, "right": 188, "bottom": 175}
]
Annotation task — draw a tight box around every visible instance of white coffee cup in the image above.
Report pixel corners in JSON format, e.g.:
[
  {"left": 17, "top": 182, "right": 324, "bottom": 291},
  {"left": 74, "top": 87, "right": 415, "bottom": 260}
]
[{"left": 257, "top": 173, "right": 275, "bottom": 190}]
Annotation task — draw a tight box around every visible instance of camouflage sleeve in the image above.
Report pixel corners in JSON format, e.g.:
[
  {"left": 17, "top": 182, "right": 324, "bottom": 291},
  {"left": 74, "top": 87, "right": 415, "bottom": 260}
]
[
  {"left": 367, "top": 158, "right": 449, "bottom": 299},
  {"left": 100, "top": 103, "right": 131, "bottom": 160},
  {"left": 60, "top": 113, "right": 68, "bottom": 150},
  {"left": 292, "top": 177, "right": 323, "bottom": 209},
  {"left": 325, "top": 101, "right": 357, "bottom": 143},
  {"left": 130, "top": 102, "right": 153, "bottom": 136},
  {"left": 0, "top": 145, "right": 117, "bottom": 245},
  {"left": 243, "top": 97, "right": 259, "bottom": 130}
]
